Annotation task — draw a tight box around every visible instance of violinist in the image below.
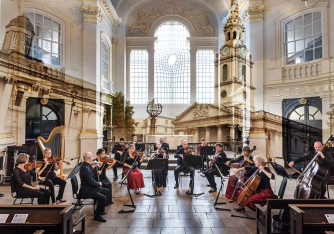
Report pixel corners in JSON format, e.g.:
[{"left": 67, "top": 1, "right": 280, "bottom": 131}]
[
  {"left": 204, "top": 143, "right": 229, "bottom": 193},
  {"left": 123, "top": 144, "right": 145, "bottom": 195},
  {"left": 154, "top": 136, "right": 170, "bottom": 155},
  {"left": 233, "top": 155, "right": 275, "bottom": 211},
  {"left": 176, "top": 138, "right": 185, "bottom": 152},
  {"left": 198, "top": 138, "right": 207, "bottom": 175},
  {"left": 225, "top": 146, "right": 254, "bottom": 201},
  {"left": 79, "top": 152, "right": 109, "bottom": 222},
  {"left": 174, "top": 140, "right": 196, "bottom": 189},
  {"left": 149, "top": 141, "right": 169, "bottom": 188},
  {"left": 289, "top": 141, "right": 333, "bottom": 198},
  {"left": 93, "top": 148, "right": 116, "bottom": 205},
  {"left": 35, "top": 148, "right": 66, "bottom": 205},
  {"left": 130, "top": 136, "right": 139, "bottom": 145},
  {"left": 12, "top": 153, "right": 50, "bottom": 204},
  {"left": 111, "top": 138, "right": 127, "bottom": 181}
]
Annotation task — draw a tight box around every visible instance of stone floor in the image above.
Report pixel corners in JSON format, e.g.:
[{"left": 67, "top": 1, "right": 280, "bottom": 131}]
[{"left": 1, "top": 157, "right": 333, "bottom": 234}]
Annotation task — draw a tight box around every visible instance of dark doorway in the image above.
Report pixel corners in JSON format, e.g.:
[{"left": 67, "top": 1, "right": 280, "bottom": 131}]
[
  {"left": 26, "top": 98, "right": 64, "bottom": 141},
  {"left": 282, "top": 97, "right": 322, "bottom": 168}
]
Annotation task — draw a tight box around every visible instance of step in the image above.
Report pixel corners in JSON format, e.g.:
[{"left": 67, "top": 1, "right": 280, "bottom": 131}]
[{"left": 140, "top": 162, "right": 179, "bottom": 170}]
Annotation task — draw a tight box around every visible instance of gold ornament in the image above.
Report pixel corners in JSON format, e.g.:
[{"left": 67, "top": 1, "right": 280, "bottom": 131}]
[{"left": 40, "top": 98, "right": 48, "bottom": 105}]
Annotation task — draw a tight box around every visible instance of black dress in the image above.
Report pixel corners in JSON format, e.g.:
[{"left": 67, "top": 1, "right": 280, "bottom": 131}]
[
  {"left": 93, "top": 160, "right": 112, "bottom": 205},
  {"left": 150, "top": 153, "right": 168, "bottom": 187},
  {"left": 13, "top": 167, "right": 51, "bottom": 204},
  {"left": 39, "top": 162, "right": 67, "bottom": 203}
]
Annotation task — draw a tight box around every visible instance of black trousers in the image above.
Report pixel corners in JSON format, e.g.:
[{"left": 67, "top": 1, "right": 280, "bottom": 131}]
[
  {"left": 204, "top": 168, "right": 220, "bottom": 188},
  {"left": 112, "top": 162, "right": 122, "bottom": 177},
  {"left": 152, "top": 167, "right": 168, "bottom": 187},
  {"left": 43, "top": 177, "right": 66, "bottom": 203},
  {"left": 90, "top": 187, "right": 109, "bottom": 215},
  {"left": 101, "top": 179, "right": 112, "bottom": 205},
  {"left": 174, "top": 164, "right": 195, "bottom": 184},
  {"left": 17, "top": 188, "right": 51, "bottom": 204},
  {"left": 321, "top": 182, "right": 327, "bottom": 198}
]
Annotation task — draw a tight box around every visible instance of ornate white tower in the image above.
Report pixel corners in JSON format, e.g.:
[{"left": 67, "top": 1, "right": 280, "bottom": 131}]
[{"left": 217, "top": 1, "right": 255, "bottom": 111}]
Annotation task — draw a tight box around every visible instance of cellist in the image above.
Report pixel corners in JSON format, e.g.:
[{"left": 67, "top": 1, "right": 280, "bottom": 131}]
[
  {"left": 224, "top": 146, "right": 254, "bottom": 201},
  {"left": 288, "top": 141, "right": 333, "bottom": 198},
  {"left": 233, "top": 155, "right": 275, "bottom": 211}
]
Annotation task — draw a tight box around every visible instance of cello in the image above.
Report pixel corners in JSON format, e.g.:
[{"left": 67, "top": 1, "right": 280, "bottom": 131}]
[{"left": 293, "top": 135, "right": 334, "bottom": 199}]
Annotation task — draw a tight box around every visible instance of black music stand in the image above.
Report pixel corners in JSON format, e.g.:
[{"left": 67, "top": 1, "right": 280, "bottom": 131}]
[
  {"left": 135, "top": 144, "right": 145, "bottom": 152},
  {"left": 200, "top": 146, "right": 216, "bottom": 171},
  {"left": 67, "top": 162, "right": 82, "bottom": 179},
  {"left": 144, "top": 159, "right": 168, "bottom": 198},
  {"left": 183, "top": 155, "right": 204, "bottom": 197},
  {"left": 213, "top": 164, "right": 231, "bottom": 211},
  {"left": 118, "top": 161, "right": 137, "bottom": 213}
]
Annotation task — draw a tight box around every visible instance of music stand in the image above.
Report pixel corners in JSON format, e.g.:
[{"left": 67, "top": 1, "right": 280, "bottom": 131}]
[
  {"left": 67, "top": 162, "right": 82, "bottom": 180},
  {"left": 144, "top": 159, "right": 168, "bottom": 198},
  {"left": 183, "top": 155, "right": 204, "bottom": 197},
  {"left": 213, "top": 164, "right": 231, "bottom": 211},
  {"left": 135, "top": 144, "right": 145, "bottom": 152},
  {"left": 200, "top": 146, "right": 216, "bottom": 171},
  {"left": 118, "top": 161, "right": 138, "bottom": 213}
]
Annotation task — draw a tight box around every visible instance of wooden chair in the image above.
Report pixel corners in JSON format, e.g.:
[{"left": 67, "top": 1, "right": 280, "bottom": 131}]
[{"left": 10, "top": 175, "right": 35, "bottom": 205}]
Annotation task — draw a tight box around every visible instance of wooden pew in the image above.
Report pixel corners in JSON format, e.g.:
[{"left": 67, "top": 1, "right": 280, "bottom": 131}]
[
  {"left": 289, "top": 204, "right": 334, "bottom": 234},
  {"left": 256, "top": 199, "right": 334, "bottom": 234},
  {"left": 0, "top": 205, "right": 85, "bottom": 234}
]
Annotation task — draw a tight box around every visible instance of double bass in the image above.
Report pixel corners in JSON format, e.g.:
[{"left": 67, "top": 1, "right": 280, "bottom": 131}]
[{"left": 294, "top": 135, "right": 334, "bottom": 199}]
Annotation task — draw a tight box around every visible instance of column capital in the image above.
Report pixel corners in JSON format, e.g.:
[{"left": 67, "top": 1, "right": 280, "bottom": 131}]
[
  {"left": 82, "top": 6, "right": 103, "bottom": 24},
  {"left": 244, "top": 5, "right": 265, "bottom": 23},
  {"left": 147, "top": 48, "right": 155, "bottom": 53}
]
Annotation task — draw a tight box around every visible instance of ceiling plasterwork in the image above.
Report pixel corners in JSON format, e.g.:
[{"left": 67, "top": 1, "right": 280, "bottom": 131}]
[{"left": 128, "top": 2, "right": 216, "bottom": 37}]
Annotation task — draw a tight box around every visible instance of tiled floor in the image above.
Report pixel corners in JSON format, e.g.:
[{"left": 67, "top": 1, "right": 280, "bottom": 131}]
[{"left": 1, "top": 157, "right": 333, "bottom": 234}]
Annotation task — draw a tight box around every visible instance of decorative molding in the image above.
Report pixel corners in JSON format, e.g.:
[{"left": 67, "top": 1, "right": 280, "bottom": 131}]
[
  {"left": 100, "top": 0, "right": 122, "bottom": 27},
  {"left": 193, "top": 105, "right": 210, "bottom": 119},
  {"left": 82, "top": 7, "right": 103, "bottom": 24},
  {"left": 4, "top": 77, "right": 17, "bottom": 84},
  {"left": 245, "top": 6, "right": 264, "bottom": 22},
  {"left": 128, "top": 2, "right": 216, "bottom": 37}
]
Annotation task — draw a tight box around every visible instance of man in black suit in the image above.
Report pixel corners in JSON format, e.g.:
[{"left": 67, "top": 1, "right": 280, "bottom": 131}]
[
  {"left": 289, "top": 141, "right": 333, "bottom": 198},
  {"left": 154, "top": 137, "right": 170, "bottom": 155},
  {"left": 79, "top": 152, "right": 109, "bottom": 222},
  {"left": 174, "top": 140, "right": 195, "bottom": 191},
  {"left": 204, "top": 143, "right": 230, "bottom": 193},
  {"left": 111, "top": 138, "right": 127, "bottom": 181}
]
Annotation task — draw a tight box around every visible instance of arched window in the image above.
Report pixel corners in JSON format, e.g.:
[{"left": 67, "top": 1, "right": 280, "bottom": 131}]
[
  {"left": 26, "top": 12, "right": 63, "bottom": 66},
  {"left": 223, "top": 64, "right": 228, "bottom": 81},
  {"left": 289, "top": 105, "right": 321, "bottom": 121},
  {"left": 285, "top": 12, "right": 322, "bottom": 65},
  {"left": 196, "top": 50, "right": 214, "bottom": 103},
  {"left": 154, "top": 21, "right": 190, "bottom": 104},
  {"left": 242, "top": 65, "right": 246, "bottom": 81},
  {"left": 101, "top": 39, "right": 110, "bottom": 90},
  {"left": 233, "top": 31, "right": 237, "bottom": 39}
]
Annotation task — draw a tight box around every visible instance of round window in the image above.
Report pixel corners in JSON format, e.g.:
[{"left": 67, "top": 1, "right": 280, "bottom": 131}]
[{"left": 221, "top": 90, "right": 227, "bottom": 99}]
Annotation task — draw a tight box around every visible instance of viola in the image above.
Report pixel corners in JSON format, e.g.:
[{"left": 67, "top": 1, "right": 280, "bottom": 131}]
[
  {"left": 236, "top": 158, "right": 272, "bottom": 208},
  {"left": 293, "top": 136, "right": 334, "bottom": 199}
]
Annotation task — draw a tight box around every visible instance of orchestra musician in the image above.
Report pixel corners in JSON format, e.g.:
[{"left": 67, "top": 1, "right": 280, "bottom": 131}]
[
  {"left": 149, "top": 141, "right": 169, "bottom": 188},
  {"left": 154, "top": 136, "right": 170, "bottom": 155},
  {"left": 93, "top": 148, "right": 115, "bottom": 205},
  {"left": 111, "top": 138, "right": 127, "bottom": 181},
  {"left": 79, "top": 152, "right": 109, "bottom": 222},
  {"left": 36, "top": 148, "right": 67, "bottom": 205},
  {"left": 224, "top": 146, "right": 254, "bottom": 201},
  {"left": 12, "top": 153, "right": 51, "bottom": 204},
  {"left": 176, "top": 138, "right": 185, "bottom": 152},
  {"left": 288, "top": 141, "right": 333, "bottom": 198},
  {"left": 174, "top": 140, "right": 196, "bottom": 189},
  {"left": 123, "top": 144, "right": 145, "bottom": 195},
  {"left": 204, "top": 143, "right": 229, "bottom": 193},
  {"left": 198, "top": 138, "right": 207, "bottom": 175},
  {"left": 233, "top": 155, "right": 275, "bottom": 211},
  {"left": 131, "top": 136, "right": 139, "bottom": 145}
]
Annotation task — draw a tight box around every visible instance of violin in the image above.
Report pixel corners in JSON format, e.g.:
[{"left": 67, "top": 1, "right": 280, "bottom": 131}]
[
  {"left": 184, "top": 148, "right": 195, "bottom": 155},
  {"left": 24, "top": 161, "right": 43, "bottom": 171},
  {"left": 121, "top": 145, "right": 128, "bottom": 150},
  {"left": 133, "top": 151, "right": 144, "bottom": 158},
  {"left": 48, "top": 155, "right": 70, "bottom": 165},
  {"left": 236, "top": 158, "right": 272, "bottom": 208},
  {"left": 100, "top": 156, "right": 123, "bottom": 165},
  {"left": 90, "top": 161, "right": 102, "bottom": 168}
]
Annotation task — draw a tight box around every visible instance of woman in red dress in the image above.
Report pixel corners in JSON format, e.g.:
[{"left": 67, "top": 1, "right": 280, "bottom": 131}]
[
  {"left": 123, "top": 144, "right": 145, "bottom": 195},
  {"left": 233, "top": 155, "right": 275, "bottom": 211}
]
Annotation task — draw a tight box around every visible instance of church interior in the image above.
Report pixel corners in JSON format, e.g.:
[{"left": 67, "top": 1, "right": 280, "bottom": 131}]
[{"left": 0, "top": 0, "right": 334, "bottom": 233}]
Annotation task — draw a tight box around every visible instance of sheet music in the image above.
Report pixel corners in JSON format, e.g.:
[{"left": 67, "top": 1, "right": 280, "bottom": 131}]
[
  {"left": 325, "top": 214, "right": 334, "bottom": 223},
  {"left": 11, "top": 214, "right": 28, "bottom": 223},
  {"left": 0, "top": 214, "right": 9, "bottom": 223}
]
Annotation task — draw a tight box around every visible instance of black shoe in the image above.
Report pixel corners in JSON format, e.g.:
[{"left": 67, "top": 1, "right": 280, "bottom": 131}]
[
  {"left": 102, "top": 211, "right": 107, "bottom": 215},
  {"left": 94, "top": 215, "right": 107, "bottom": 222},
  {"left": 0, "top": 194, "right": 4, "bottom": 197},
  {"left": 234, "top": 207, "right": 245, "bottom": 212},
  {"left": 207, "top": 184, "right": 211, "bottom": 187},
  {"left": 56, "top": 199, "right": 66, "bottom": 203},
  {"left": 209, "top": 188, "right": 217, "bottom": 193},
  {"left": 174, "top": 184, "right": 179, "bottom": 189},
  {"left": 113, "top": 176, "right": 118, "bottom": 181}
]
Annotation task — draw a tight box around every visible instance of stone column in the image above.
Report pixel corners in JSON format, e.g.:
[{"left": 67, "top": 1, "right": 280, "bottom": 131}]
[
  {"left": 0, "top": 78, "right": 14, "bottom": 132},
  {"left": 190, "top": 48, "right": 197, "bottom": 103},
  {"left": 148, "top": 48, "right": 155, "bottom": 101},
  {"left": 205, "top": 127, "right": 210, "bottom": 142},
  {"left": 195, "top": 127, "right": 200, "bottom": 142},
  {"left": 217, "top": 125, "right": 223, "bottom": 142}
]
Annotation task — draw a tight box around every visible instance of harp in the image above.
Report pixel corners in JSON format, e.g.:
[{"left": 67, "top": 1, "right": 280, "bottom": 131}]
[{"left": 37, "top": 125, "right": 65, "bottom": 178}]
